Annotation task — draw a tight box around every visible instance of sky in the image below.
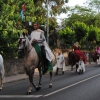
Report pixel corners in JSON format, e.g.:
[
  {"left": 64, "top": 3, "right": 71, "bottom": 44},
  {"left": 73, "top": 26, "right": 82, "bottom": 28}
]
[
  {"left": 68, "top": 0, "right": 86, "bottom": 6},
  {"left": 57, "top": 0, "right": 87, "bottom": 24}
]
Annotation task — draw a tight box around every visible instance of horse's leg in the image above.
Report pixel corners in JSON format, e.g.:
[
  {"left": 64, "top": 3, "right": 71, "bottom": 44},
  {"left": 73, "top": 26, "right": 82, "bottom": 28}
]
[
  {"left": 71, "top": 65, "right": 73, "bottom": 72},
  {"left": 27, "top": 82, "right": 32, "bottom": 95},
  {"left": 76, "top": 64, "right": 78, "bottom": 72},
  {"left": 26, "top": 74, "right": 34, "bottom": 95},
  {"left": 27, "top": 70, "right": 39, "bottom": 95},
  {"left": 29, "top": 73, "right": 39, "bottom": 90},
  {"left": 55, "top": 67, "right": 59, "bottom": 75},
  {"left": 38, "top": 66, "right": 42, "bottom": 89},
  {"left": 96, "top": 57, "right": 98, "bottom": 66},
  {"left": 96, "top": 59, "right": 98, "bottom": 66},
  {"left": 0, "top": 78, "right": 2, "bottom": 90},
  {"left": 49, "top": 71, "right": 52, "bottom": 88}
]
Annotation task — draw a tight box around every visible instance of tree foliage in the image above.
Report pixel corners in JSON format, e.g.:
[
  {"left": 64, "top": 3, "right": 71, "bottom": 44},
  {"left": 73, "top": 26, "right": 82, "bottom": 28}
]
[
  {"left": 72, "top": 21, "right": 88, "bottom": 42},
  {"left": 0, "top": 0, "right": 70, "bottom": 58},
  {"left": 88, "top": 25, "right": 100, "bottom": 42},
  {"left": 58, "top": 27, "right": 75, "bottom": 47},
  {"left": 60, "top": 1, "right": 100, "bottom": 49}
]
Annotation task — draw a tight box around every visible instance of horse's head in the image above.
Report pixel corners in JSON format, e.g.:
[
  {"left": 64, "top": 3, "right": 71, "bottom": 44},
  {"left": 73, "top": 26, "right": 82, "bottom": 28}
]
[{"left": 18, "top": 32, "right": 29, "bottom": 57}]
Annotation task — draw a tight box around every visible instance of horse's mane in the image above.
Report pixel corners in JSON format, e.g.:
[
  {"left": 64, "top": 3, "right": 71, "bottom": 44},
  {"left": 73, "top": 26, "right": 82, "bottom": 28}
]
[{"left": 22, "top": 35, "right": 31, "bottom": 46}]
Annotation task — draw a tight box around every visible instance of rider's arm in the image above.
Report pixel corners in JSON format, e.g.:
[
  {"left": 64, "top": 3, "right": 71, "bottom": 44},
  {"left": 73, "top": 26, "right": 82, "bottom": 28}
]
[{"left": 37, "top": 33, "right": 45, "bottom": 43}]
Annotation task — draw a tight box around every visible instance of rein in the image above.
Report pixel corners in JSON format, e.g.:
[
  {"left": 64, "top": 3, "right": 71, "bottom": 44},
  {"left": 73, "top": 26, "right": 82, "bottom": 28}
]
[{"left": 26, "top": 47, "right": 33, "bottom": 55}]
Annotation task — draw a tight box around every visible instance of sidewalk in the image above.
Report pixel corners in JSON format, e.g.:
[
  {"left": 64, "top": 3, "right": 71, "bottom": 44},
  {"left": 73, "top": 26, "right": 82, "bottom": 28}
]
[{"left": 3, "top": 62, "right": 96, "bottom": 84}]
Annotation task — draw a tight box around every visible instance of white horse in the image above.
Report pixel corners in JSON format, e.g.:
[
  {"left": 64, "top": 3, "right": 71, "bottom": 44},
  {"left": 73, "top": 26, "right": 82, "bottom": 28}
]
[
  {"left": 18, "top": 33, "right": 53, "bottom": 95},
  {"left": 0, "top": 54, "right": 5, "bottom": 90}
]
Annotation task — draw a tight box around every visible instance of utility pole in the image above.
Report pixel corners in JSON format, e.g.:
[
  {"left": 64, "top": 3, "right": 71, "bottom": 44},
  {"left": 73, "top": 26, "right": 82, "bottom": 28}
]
[{"left": 46, "top": 0, "right": 49, "bottom": 44}]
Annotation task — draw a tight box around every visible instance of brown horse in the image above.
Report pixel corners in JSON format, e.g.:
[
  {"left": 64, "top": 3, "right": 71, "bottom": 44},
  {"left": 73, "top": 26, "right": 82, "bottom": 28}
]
[
  {"left": 18, "top": 33, "right": 53, "bottom": 95},
  {"left": 68, "top": 51, "right": 80, "bottom": 72}
]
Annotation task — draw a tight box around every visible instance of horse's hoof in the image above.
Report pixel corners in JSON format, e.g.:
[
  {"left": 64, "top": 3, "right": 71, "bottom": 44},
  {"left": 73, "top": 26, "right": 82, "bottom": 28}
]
[
  {"left": 26, "top": 92, "right": 31, "bottom": 95},
  {"left": 49, "top": 85, "right": 52, "bottom": 88},
  {"left": 36, "top": 87, "right": 41, "bottom": 91},
  {"left": 38, "top": 86, "right": 41, "bottom": 90},
  {"left": 0, "top": 87, "right": 2, "bottom": 90}
]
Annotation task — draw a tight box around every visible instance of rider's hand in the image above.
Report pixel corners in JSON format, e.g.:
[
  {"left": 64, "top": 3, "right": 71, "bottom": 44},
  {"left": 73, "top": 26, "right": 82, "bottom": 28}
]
[{"left": 33, "top": 39, "right": 37, "bottom": 42}]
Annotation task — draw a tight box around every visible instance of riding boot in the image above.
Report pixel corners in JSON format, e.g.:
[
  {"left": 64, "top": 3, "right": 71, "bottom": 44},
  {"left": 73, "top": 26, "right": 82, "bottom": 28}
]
[
  {"left": 41, "top": 46, "right": 48, "bottom": 74},
  {"left": 55, "top": 68, "right": 59, "bottom": 75}
]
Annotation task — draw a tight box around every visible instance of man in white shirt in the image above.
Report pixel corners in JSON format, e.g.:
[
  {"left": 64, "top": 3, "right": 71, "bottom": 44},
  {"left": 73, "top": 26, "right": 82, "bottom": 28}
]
[{"left": 30, "top": 22, "right": 54, "bottom": 74}]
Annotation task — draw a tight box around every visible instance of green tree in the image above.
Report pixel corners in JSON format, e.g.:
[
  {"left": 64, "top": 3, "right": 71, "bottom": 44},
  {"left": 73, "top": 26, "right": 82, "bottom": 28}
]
[
  {"left": 58, "top": 27, "right": 75, "bottom": 48},
  {"left": 72, "top": 21, "right": 88, "bottom": 43},
  {"left": 88, "top": 25, "right": 100, "bottom": 42},
  {"left": 65, "top": 5, "right": 96, "bottom": 27},
  {"left": 0, "top": 0, "right": 36, "bottom": 58}
]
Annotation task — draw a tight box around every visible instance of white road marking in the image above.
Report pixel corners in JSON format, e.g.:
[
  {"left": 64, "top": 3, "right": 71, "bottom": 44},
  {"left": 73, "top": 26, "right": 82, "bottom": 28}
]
[
  {"left": 1, "top": 74, "right": 100, "bottom": 98},
  {"left": 44, "top": 73, "right": 100, "bottom": 97},
  {"left": 0, "top": 95, "right": 43, "bottom": 98}
]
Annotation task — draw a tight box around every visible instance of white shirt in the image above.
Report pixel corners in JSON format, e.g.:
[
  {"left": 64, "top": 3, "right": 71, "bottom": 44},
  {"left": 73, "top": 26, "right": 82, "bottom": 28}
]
[{"left": 30, "top": 29, "right": 45, "bottom": 46}]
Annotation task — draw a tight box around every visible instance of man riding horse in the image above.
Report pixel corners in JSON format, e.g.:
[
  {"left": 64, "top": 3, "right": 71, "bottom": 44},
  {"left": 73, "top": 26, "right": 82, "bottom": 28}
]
[
  {"left": 95, "top": 45, "right": 100, "bottom": 55},
  {"left": 30, "top": 22, "right": 54, "bottom": 74},
  {"left": 68, "top": 42, "right": 86, "bottom": 72},
  {"left": 92, "top": 44, "right": 100, "bottom": 64},
  {"left": 73, "top": 42, "right": 86, "bottom": 64}
]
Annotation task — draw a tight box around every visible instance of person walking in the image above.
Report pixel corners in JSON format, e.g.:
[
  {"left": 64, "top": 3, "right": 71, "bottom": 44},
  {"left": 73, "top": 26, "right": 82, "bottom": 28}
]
[{"left": 55, "top": 50, "right": 65, "bottom": 75}]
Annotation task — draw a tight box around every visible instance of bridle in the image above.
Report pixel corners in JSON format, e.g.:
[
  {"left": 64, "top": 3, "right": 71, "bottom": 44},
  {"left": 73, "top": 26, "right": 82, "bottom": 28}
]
[
  {"left": 18, "top": 36, "right": 32, "bottom": 56},
  {"left": 18, "top": 37, "right": 26, "bottom": 52}
]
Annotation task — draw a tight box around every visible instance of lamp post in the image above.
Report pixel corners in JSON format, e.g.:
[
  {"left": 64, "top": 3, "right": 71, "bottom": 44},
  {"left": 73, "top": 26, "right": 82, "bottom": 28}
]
[{"left": 46, "top": 0, "right": 49, "bottom": 44}]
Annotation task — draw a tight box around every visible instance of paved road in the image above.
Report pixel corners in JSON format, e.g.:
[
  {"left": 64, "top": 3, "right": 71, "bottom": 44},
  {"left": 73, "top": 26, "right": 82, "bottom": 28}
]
[{"left": 0, "top": 65, "right": 100, "bottom": 100}]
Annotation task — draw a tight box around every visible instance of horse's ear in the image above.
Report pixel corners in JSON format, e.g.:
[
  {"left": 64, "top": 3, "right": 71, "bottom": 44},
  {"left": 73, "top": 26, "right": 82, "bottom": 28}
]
[
  {"left": 18, "top": 32, "right": 20, "bottom": 36},
  {"left": 23, "top": 32, "right": 25, "bottom": 37}
]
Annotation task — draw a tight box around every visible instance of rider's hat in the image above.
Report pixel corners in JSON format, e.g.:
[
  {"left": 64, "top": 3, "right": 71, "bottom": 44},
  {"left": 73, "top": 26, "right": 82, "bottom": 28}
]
[{"left": 74, "top": 42, "right": 78, "bottom": 47}]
